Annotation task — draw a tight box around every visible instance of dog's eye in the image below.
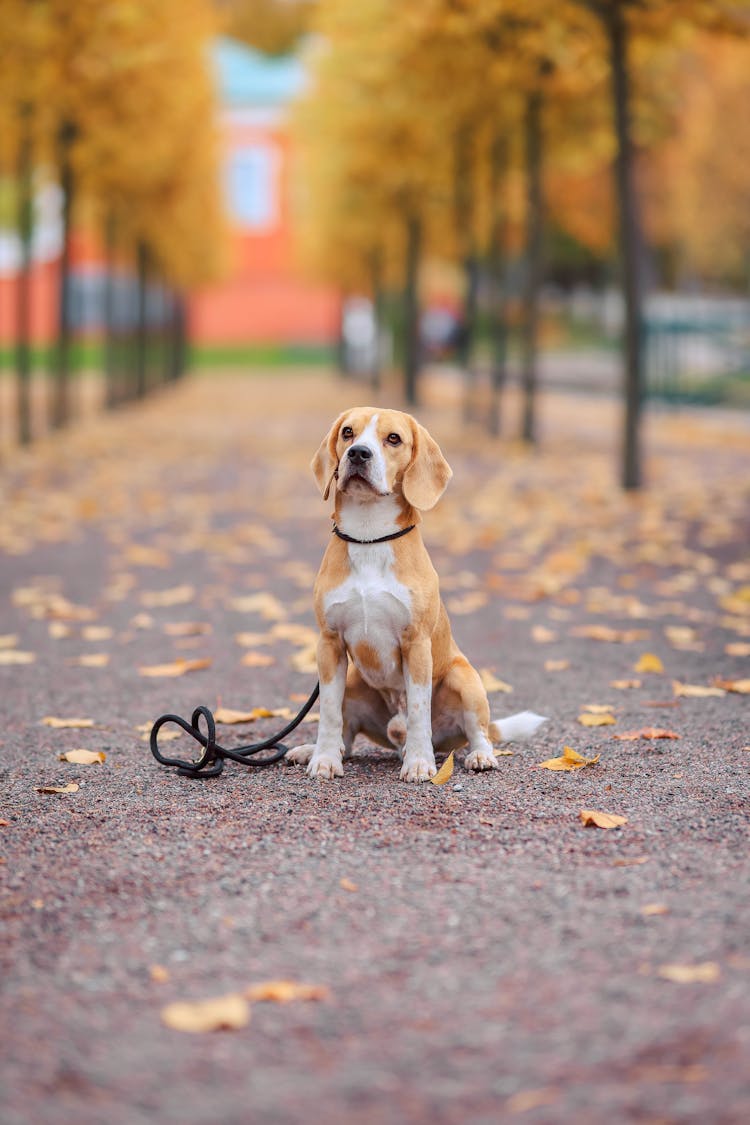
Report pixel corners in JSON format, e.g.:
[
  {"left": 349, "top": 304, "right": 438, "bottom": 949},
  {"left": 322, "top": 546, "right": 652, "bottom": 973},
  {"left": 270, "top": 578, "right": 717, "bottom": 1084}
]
[
  {"left": 386, "top": 433, "right": 402, "bottom": 446},
  {"left": 341, "top": 426, "right": 354, "bottom": 440}
]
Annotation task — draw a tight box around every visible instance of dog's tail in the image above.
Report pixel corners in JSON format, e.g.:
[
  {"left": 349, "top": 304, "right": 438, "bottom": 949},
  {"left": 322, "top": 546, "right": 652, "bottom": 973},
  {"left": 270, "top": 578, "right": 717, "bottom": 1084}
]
[{"left": 489, "top": 711, "right": 547, "bottom": 744}]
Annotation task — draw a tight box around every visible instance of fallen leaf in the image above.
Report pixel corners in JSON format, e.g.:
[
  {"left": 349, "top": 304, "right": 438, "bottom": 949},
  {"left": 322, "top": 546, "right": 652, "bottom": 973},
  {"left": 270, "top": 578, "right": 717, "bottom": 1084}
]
[
  {"left": 610, "top": 679, "right": 642, "bottom": 689},
  {"left": 138, "top": 658, "right": 211, "bottom": 678},
  {"left": 36, "top": 783, "right": 80, "bottom": 794},
  {"left": 613, "top": 727, "right": 680, "bottom": 741},
  {"left": 58, "top": 749, "right": 106, "bottom": 764},
  {"left": 229, "top": 592, "right": 287, "bottom": 620},
  {"left": 664, "top": 625, "right": 703, "bottom": 651},
  {"left": 579, "top": 809, "right": 627, "bottom": 829},
  {"left": 725, "top": 642, "right": 750, "bottom": 657},
  {"left": 531, "top": 625, "right": 557, "bottom": 643},
  {"left": 72, "top": 653, "right": 110, "bottom": 668},
  {"left": 657, "top": 962, "right": 720, "bottom": 984},
  {"left": 164, "top": 622, "right": 212, "bottom": 637},
  {"left": 641, "top": 903, "right": 669, "bottom": 916},
  {"left": 480, "top": 669, "right": 513, "bottom": 693},
  {"left": 125, "top": 544, "right": 171, "bottom": 568},
  {"left": 161, "top": 993, "right": 250, "bottom": 1032},
  {"left": 571, "top": 625, "right": 648, "bottom": 643},
  {"left": 213, "top": 707, "right": 275, "bottom": 724},
  {"left": 672, "top": 681, "right": 725, "bottom": 698},
  {"left": 505, "top": 1088, "right": 559, "bottom": 1115},
  {"left": 0, "top": 634, "right": 19, "bottom": 648},
  {"left": 0, "top": 650, "right": 36, "bottom": 665},
  {"left": 713, "top": 677, "right": 750, "bottom": 694},
  {"left": 611, "top": 856, "right": 649, "bottom": 867},
  {"left": 493, "top": 748, "right": 514, "bottom": 757},
  {"left": 82, "top": 626, "right": 114, "bottom": 641},
  {"left": 446, "top": 592, "right": 488, "bottom": 615},
  {"left": 140, "top": 585, "right": 195, "bottom": 608},
  {"left": 240, "top": 652, "right": 275, "bottom": 668},
  {"left": 544, "top": 659, "right": 570, "bottom": 672},
  {"left": 635, "top": 653, "right": 664, "bottom": 673},
  {"left": 0, "top": 819, "right": 9, "bottom": 826},
  {"left": 582, "top": 704, "right": 614, "bottom": 714},
  {"left": 577, "top": 712, "right": 616, "bottom": 727},
  {"left": 339, "top": 878, "right": 358, "bottom": 892},
  {"left": 150, "top": 964, "right": 170, "bottom": 983},
  {"left": 539, "top": 746, "right": 599, "bottom": 771},
  {"left": 48, "top": 622, "right": 72, "bottom": 639},
  {"left": 245, "top": 981, "right": 330, "bottom": 1004},
  {"left": 41, "top": 717, "right": 94, "bottom": 729},
  {"left": 430, "top": 751, "right": 455, "bottom": 785}
]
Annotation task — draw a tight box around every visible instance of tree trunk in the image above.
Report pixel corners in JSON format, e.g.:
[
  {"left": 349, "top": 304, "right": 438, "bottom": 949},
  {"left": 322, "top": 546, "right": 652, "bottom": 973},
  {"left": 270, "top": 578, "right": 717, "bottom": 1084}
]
[
  {"left": 51, "top": 120, "right": 76, "bottom": 430},
  {"left": 454, "top": 127, "right": 479, "bottom": 421},
  {"left": 103, "top": 213, "right": 118, "bottom": 409},
  {"left": 520, "top": 88, "right": 544, "bottom": 444},
  {"left": 135, "top": 241, "right": 149, "bottom": 398},
  {"left": 403, "top": 213, "right": 422, "bottom": 406},
  {"left": 606, "top": 1, "right": 643, "bottom": 489},
  {"left": 487, "top": 131, "right": 509, "bottom": 437},
  {"left": 15, "top": 103, "right": 33, "bottom": 445}
]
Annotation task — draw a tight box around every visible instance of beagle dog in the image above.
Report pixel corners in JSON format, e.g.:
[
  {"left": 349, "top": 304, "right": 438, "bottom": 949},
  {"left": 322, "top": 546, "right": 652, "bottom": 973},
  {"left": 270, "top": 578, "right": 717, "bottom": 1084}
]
[{"left": 287, "top": 407, "right": 546, "bottom": 782}]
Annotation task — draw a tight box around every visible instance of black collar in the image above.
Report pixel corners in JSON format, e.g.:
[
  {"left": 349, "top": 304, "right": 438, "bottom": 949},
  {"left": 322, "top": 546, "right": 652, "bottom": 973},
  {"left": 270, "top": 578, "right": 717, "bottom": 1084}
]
[{"left": 333, "top": 523, "right": 416, "bottom": 545}]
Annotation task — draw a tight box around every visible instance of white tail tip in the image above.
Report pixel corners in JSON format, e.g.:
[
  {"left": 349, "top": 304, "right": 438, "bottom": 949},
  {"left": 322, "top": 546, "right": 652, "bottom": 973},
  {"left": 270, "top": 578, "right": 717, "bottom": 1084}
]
[{"left": 492, "top": 711, "right": 548, "bottom": 743}]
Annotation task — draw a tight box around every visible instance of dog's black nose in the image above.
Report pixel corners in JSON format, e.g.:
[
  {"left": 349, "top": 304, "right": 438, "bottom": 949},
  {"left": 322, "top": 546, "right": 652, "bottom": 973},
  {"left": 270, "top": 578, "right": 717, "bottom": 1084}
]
[{"left": 347, "top": 445, "right": 373, "bottom": 465}]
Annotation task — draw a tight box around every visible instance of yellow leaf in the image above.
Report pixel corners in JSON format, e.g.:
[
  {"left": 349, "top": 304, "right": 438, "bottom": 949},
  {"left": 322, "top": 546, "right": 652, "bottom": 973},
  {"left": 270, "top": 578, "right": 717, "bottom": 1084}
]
[
  {"left": 672, "top": 681, "right": 725, "bottom": 698},
  {"left": 58, "top": 749, "right": 106, "bottom": 764},
  {"left": 240, "top": 652, "right": 275, "bottom": 668},
  {"left": 82, "top": 626, "right": 114, "bottom": 641},
  {"left": 579, "top": 809, "right": 627, "bottom": 829},
  {"left": 164, "top": 622, "right": 212, "bottom": 637},
  {"left": 531, "top": 625, "right": 557, "bottom": 643},
  {"left": 582, "top": 703, "right": 614, "bottom": 714},
  {"left": 577, "top": 712, "right": 616, "bottom": 727},
  {"left": 0, "top": 650, "right": 35, "bottom": 665},
  {"left": 161, "top": 994, "right": 250, "bottom": 1032},
  {"left": 430, "top": 751, "right": 455, "bottom": 785},
  {"left": 480, "top": 669, "right": 513, "bottom": 693},
  {"left": 245, "top": 981, "right": 330, "bottom": 1004},
  {"left": 610, "top": 679, "right": 642, "bottom": 689},
  {"left": 544, "top": 659, "right": 570, "bottom": 672},
  {"left": 73, "top": 653, "right": 110, "bottom": 668},
  {"left": 213, "top": 707, "right": 275, "bottom": 724},
  {"left": 49, "top": 622, "right": 72, "bottom": 639},
  {"left": 657, "top": 962, "right": 720, "bottom": 984},
  {"left": 138, "top": 658, "right": 211, "bottom": 678},
  {"left": 539, "top": 746, "right": 599, "bottom": 771},
  {"left": 41, "top": 717, "right": 94, "bottom": 729},
  {"left": 36, "top": 783, "right": 80, "bottom": 794},
  {"left": 140, "top": 585, "right": 195, "bottom": 608},
  {"left": 635, "top": 653, "right": 664, "bottom": 673}
]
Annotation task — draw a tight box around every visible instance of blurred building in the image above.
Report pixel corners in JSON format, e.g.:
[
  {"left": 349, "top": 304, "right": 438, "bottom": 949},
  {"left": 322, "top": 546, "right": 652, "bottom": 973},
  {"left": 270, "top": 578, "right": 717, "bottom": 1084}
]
[{"left": 190, "top": 37, "right": 338, "bottom": 349}]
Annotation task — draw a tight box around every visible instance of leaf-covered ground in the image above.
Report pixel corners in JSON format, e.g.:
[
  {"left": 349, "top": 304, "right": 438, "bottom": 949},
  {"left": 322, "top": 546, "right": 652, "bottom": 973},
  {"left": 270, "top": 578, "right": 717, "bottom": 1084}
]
[{"left": 1, "top": 370, "right": 749, "bottom": 1123}]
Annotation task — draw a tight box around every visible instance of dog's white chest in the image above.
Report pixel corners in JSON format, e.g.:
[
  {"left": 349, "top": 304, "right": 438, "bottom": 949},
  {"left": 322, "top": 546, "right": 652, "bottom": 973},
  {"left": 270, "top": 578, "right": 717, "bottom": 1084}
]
[{"left": 323, "top": 545, "right": 411, "bottom": 689}]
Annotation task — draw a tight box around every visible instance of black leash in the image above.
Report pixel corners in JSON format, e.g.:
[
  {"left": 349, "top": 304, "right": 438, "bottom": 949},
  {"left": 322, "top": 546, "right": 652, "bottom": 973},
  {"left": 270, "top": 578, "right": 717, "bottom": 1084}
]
[{"left": 149, "top": 683, "right": 320, "bottom": 779}]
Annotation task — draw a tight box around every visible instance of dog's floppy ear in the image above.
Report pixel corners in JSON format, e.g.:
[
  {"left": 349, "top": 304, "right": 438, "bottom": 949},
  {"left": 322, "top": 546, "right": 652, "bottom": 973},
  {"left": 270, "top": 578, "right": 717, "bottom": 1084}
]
[
  {"left": 311, "top": 411, "right": 348, "bottom": 500},
  {"left": 401, "top": 420, "right": 452, "bottom": 511}
]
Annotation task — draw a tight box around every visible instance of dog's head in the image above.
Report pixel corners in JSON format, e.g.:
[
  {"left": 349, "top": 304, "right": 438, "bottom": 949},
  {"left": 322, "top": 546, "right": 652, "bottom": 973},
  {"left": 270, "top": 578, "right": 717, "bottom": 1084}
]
[{"left": 312, "top": 407, "right": 452, "bottom": 511}]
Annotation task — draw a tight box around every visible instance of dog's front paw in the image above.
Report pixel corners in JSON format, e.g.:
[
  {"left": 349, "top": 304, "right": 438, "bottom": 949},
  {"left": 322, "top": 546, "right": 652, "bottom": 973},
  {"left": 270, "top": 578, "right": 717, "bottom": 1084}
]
[
  {"left": 464, "top": 747, "right": 499, "bottom": 772},
  {"left": 307, "top": 752, "right": 344, "bottom": 779},
  {"left": 285, "top": 743, "right": 315, "bottom": 766},
  {"left": 400, "top": 753, "right": 437, "bottom": 783}
]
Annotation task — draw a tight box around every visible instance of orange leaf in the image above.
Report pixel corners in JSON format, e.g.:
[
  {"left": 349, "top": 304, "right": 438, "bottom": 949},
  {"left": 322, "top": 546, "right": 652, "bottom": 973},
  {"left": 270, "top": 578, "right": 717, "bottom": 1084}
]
[
  {"left": 339, "top": 878, "right": 358, "bottom": 892},
  {"left": 713, "top": 678, "right": 750, "bottom": 694},
  {"left": 245, "top": 981, "right": 330, "bottom": 1004},
  {"left": 213, "top": 707, "right": 274, "bottom": 725},
  {"left": 613, "top": 727, "right": 680, "bottom": 741},
  {"left": 430, "top": 751, "right": 455, "bottom": 786},
  {"left": 579, "top": 809, "right": 627, "bottom": 829},
  {"left": 161, "top": 993, "right": 250, "bottom": 1032}
]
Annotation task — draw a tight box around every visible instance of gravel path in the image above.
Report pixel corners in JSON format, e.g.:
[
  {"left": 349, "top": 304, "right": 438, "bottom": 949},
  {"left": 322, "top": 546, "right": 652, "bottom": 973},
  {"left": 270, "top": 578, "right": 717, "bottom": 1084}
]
[{"left": 1, "top": 371, "right": 749, "bottom": 1124}]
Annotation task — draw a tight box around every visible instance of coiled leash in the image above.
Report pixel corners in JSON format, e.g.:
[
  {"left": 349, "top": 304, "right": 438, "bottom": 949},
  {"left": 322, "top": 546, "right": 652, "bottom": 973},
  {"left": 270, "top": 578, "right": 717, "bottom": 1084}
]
[{"left": 149, "top": 683, "right": 320, "bottom": 779}]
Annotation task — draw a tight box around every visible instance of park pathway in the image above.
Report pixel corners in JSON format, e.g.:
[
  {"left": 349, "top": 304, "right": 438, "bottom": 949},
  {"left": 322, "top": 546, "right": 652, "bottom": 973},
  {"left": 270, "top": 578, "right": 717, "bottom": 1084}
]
[{"left": 1, "top": 370, "right": 749, "bottom": 1124}]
